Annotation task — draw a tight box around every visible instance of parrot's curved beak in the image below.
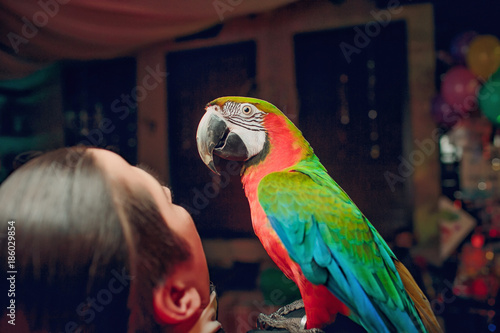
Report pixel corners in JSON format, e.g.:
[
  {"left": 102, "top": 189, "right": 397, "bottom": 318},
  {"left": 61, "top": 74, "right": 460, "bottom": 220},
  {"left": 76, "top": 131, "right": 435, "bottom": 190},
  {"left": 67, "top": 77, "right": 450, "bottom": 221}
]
[{"left": 196, "top": 109, "right": 248, "bottom": 175}]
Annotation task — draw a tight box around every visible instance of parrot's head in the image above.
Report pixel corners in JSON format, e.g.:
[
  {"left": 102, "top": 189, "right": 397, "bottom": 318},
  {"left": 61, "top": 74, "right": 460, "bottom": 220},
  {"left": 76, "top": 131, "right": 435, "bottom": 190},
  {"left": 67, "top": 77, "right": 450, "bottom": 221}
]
[{"left": 196, "top": 96, "right": 294, "bottom": 175}]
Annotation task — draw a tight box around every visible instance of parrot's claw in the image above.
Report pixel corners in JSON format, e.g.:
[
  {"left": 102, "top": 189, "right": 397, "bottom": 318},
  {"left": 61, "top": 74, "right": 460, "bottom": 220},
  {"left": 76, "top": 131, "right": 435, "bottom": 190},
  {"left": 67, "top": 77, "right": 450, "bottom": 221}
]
[
  {"left": 256, "top": 299, "right": 324, "bottom": 333},
  {"left": 257, "top": 313, "right": 310, "bottom": 332},
  {"left": 274, "top": 299, "right": 305, "bottom": 316}
]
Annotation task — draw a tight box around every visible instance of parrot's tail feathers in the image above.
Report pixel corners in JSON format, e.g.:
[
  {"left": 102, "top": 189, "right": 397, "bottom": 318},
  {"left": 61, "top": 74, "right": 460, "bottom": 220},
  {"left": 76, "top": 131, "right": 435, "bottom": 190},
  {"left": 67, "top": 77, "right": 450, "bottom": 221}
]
[{"left": 394, "top": 260, "right": 443, "bottom": 333}]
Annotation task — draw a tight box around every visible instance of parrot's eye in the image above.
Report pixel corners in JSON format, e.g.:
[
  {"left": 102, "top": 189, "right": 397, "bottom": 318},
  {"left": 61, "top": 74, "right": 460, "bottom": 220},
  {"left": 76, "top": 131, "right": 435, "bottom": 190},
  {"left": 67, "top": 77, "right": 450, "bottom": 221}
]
[{"left": 242, "top": 105, "right": 253, "bottom": 115}]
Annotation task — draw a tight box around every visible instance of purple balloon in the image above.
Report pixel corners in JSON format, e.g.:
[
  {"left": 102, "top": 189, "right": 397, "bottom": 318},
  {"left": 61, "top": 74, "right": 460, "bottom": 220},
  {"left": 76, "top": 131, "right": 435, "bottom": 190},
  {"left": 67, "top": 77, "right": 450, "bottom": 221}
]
[
  {"left": 431, "top": 95, "right": 463, "bottom": 128},
  {"left": 450, "top": 31, "right": 478, "bottom": 64}
]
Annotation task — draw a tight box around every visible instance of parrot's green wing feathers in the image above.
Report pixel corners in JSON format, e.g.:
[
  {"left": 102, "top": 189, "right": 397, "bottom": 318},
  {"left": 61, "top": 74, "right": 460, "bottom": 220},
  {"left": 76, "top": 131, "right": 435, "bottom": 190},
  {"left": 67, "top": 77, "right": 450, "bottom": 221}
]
[{"left": 258, "top": 159, "right": 426, "bottom": 333}]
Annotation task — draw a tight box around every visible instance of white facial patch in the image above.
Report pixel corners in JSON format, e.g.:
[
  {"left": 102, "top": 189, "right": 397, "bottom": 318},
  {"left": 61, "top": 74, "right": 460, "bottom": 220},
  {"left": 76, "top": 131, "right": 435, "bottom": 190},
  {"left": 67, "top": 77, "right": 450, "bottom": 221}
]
[{"left": 227, "top": 122, "right": 266, "bottom": 159}]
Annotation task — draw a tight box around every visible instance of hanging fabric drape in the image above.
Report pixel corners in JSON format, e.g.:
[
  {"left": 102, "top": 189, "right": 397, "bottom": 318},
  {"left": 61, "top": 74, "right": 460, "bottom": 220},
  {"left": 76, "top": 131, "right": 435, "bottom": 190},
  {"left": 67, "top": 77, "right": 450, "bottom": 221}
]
[{"left": 0, "top": 0, "right": 297, "bottom": 79}]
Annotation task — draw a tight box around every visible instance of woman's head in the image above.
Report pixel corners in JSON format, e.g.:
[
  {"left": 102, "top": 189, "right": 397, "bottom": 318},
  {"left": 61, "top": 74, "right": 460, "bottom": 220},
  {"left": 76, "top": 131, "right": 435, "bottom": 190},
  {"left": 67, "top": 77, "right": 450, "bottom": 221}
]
[{"left": 0, "top": 147, "right": 210, "bottom": 332}]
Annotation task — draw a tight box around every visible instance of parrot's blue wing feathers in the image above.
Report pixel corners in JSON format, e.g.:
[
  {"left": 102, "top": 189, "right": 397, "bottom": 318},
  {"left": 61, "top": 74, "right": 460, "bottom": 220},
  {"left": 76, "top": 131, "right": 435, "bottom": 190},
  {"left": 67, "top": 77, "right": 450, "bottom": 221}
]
[
  {"left": 270, "top": 214, "right": 391, "bottom": 333},
  {"left": 268, "top": 215, "right": 329, "bottom": 285},
  {"left": 267, "top": 215, "right": 299, "bottom": 261}
]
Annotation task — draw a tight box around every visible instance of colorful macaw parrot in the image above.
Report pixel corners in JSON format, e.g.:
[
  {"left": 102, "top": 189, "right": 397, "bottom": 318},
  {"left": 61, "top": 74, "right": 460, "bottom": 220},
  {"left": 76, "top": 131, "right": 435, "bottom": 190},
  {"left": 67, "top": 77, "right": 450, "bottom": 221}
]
[{"left": 196, "top": 97, "right": 442, "bottom": 333}]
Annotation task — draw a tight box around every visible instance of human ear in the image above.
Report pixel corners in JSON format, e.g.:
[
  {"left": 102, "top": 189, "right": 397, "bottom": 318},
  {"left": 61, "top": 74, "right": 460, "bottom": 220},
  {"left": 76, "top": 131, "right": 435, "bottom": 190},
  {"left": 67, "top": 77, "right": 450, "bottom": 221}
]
[{"left": 153, "top": 279, "right": 202, "bottom": 325}]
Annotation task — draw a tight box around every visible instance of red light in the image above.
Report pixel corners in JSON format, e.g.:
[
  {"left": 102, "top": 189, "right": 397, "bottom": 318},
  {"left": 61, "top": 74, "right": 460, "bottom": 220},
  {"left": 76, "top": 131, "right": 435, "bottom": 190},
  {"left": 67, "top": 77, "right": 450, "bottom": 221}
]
[
  {"left": 489, "top": 229, "right": 499, "bottom": 238},
  {"left": 471, "top": 233, "right": 485, "bottom": 248}
]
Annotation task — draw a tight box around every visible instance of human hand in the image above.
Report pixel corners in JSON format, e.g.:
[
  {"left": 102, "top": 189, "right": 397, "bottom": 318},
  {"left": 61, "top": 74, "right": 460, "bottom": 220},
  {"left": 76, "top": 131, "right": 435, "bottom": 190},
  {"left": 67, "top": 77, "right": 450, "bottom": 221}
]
[{"left": 188, "top": 291, "right": 222, "bottom": 333}]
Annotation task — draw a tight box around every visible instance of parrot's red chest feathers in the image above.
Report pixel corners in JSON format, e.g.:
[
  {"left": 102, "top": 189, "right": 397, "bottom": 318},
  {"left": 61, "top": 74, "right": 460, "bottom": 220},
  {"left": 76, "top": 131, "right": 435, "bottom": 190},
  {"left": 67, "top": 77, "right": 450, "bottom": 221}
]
[{"left": 241, "top": 113, "right": 306, "bottom": 192}]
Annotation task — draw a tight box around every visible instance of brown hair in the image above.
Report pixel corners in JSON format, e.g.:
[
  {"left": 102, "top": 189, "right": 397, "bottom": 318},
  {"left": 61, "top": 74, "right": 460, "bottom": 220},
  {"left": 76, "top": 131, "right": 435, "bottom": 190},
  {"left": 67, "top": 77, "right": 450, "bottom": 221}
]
[{"left": 0, "top": 147, "right": 190, "bottom": 332}]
